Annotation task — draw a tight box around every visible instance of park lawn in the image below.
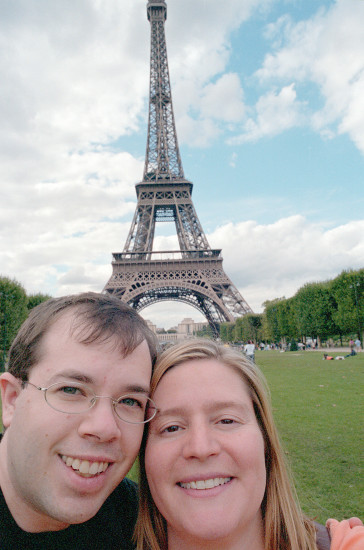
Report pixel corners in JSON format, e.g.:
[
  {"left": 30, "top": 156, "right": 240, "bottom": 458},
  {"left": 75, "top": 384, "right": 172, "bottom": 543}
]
[
  {"left": 255, "top": 350, "right": 363, "bottom": 524},
  {"left": 1, "top": 351, "right": 362, "bottom": 525}
]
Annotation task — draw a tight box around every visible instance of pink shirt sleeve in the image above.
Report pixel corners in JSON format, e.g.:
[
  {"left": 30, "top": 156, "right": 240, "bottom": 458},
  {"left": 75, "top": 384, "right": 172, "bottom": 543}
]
[{"left": 326, "top": 519, "right": 364, "bottom": 550}]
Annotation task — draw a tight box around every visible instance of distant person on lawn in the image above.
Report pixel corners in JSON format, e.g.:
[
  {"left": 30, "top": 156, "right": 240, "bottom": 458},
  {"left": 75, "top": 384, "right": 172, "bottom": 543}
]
[{"left": 243, "top": 340, "right": 255, "bottom": 362}]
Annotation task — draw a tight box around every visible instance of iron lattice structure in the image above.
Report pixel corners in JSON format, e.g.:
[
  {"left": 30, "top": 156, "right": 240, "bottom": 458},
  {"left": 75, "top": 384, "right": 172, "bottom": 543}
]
[{"left": 104, "top": 0, "right": 252, "bottom": 336}]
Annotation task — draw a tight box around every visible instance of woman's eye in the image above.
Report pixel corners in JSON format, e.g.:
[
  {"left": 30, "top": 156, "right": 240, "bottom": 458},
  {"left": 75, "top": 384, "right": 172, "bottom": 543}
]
[
  {"left": 162, "top": 425, "right": 181, "bottom": 433},
  {"left": 218, "top": 418, "right": 236, "bottom": 425}
]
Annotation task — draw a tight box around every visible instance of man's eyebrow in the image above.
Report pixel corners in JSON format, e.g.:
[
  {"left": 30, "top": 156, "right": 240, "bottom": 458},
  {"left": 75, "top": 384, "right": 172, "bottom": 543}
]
[
  {"left": 48, "top": 372, "right": 94, "bottom": 385},
  {"left": 124, "top": 384, "right": 150, "bottom": 395},
  {"left": 47, "top": 373, "right": 150, "bottom": 394}
]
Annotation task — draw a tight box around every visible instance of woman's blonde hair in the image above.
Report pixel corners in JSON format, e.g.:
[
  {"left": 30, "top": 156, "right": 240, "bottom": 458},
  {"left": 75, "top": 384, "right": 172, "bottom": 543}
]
[{"left": 135, "top": 339, "right": 317, "bottom": 550}]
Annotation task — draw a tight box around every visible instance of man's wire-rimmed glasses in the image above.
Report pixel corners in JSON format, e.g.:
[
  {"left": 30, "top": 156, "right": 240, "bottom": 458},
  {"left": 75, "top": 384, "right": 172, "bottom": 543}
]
[{"left": 23, "top": 381, "right": 157, "bottom": 424}]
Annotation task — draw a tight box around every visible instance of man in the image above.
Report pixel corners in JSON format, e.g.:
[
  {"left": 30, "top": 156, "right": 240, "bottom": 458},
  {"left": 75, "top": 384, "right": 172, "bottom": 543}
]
[
  {"left": 0, "top": 292, "right": 157, "bottom": 549},
  {"left": 354, "top": 338, "right": 361, "bottom": 353},
  {"left": 243, "top": 340, "right": 255, "bottom": 363}
]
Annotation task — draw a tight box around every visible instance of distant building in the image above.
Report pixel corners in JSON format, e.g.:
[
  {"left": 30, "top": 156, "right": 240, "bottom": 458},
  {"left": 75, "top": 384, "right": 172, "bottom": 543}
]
[
  {"left": 156, "top": 333, "right": 179, "bottom": 345},
  {"left": 145, "top": 318, "right": 208, "bottom": 344},
  {"left": 145, "top": 320, "right": 157, "bottom": 334},
  {"left": 177, "top": 318, "right": 208, "bottom": 336}
]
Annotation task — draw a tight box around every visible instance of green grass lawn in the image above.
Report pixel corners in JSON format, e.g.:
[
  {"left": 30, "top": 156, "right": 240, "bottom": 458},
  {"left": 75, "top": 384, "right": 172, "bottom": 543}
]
[
  {"left": 1, "top": 351, "right": 363, "bottom": 525},
  {"left": 255, "top": 350, "right": 363, "bottom": 524}
]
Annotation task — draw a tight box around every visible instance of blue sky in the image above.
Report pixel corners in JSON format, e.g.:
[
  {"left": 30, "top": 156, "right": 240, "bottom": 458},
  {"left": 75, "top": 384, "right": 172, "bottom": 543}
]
[{"left": 0, "top": 0, "right": 363, "bottom": 328}]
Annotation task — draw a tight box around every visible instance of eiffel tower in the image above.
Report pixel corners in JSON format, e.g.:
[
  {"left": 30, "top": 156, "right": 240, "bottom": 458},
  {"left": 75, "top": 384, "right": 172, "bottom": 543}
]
[{"left": 104, "top": 0, "right": 252, "bottom": 337}]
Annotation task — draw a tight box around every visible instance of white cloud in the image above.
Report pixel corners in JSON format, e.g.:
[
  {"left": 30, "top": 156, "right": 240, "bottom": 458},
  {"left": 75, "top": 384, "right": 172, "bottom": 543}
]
[
  {"left": 0, "top": 146, "right": 143, "bottom": 298},
  {"left": 176, "top": 115, "right": 221, "bottom": 148},
  {"left": 208, "top": 215, "right": 364, "bottom": 311},
  {"left": 173, "top": 73, "right": 246, "bottom": 147},
  {"left": 0, "top": 2, "right": 148, "bottom": 153},
  {"left": 201, "top": 74, "right": 245, "bottom": 122},
  {"left": 0, "top": 150, "right": 142, "bottom": 242},
  {"left": 167, "top": 0, "right": 273, "bottom": 78},
  {"left": 254, "top": 0, "right": 364, "bottom": 152},
  {"left": 164, "top": 0, "right": 271, "bottom": 146},
  {"left": 229, "top": 152, "right": 238, "bottom": 168},
  {"left": 229, "top": 83, "right": 306, "bottom": 143}
]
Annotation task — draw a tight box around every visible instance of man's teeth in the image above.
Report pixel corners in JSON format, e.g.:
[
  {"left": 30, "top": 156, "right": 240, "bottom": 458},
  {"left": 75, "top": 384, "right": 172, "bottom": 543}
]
[
  {"left": 61, "top": 455, "right": 109, "bottom": 477},
  {"left": 179, "top": 477, "right": 231, "bottom": 490}
]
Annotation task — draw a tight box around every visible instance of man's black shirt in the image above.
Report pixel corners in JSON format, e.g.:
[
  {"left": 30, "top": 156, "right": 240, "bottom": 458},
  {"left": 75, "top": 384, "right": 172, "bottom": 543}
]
[{"left": 0, "top": 432, "right": 138, "bottom": 550}]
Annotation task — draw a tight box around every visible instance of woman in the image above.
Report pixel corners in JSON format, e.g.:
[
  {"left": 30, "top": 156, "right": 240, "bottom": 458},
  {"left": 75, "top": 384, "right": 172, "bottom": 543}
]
[{"left": 135, "top": 339, "right": 319, "bottom": 549}]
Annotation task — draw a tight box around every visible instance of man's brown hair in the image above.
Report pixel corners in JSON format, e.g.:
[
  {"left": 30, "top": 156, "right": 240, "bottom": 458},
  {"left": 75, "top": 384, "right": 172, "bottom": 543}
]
[{"left": 8, "top": 292, "right": 157, "bottom": 381}]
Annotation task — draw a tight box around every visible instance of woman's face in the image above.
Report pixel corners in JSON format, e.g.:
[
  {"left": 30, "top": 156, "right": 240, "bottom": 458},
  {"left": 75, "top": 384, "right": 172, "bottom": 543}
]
[{"left": 145, "top": 359, "right": 266, "bottom": 548}]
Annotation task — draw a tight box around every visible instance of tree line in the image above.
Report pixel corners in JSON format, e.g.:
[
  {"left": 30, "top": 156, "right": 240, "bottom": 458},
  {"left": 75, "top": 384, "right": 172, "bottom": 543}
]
[
  {"left": 1, "top": 268, "right": 363, "bottom": 368},
  {"left": 219, "top": 269, "right": 364, "bottom": 347},
  {"left": 0, "top": 276, "right": 51, "bottom": 370}
]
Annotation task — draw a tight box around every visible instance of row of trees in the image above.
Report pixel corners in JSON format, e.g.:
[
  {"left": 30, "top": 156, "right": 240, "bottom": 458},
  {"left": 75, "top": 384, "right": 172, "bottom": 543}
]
[
  {"left": 219, "top": 269, "right": 364, "bottom": 347},
  {"left": 0, "top": 276, "right": 50, "bottom": 370},
  {"left": 1, "top": 268, "right": 363, "bottom": 367}
]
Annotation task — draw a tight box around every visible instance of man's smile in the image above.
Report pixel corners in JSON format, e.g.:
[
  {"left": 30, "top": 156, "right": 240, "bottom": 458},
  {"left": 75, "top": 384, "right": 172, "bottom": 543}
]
[{"left": 61, "top": 455, "right": 110, "bottom": 478}]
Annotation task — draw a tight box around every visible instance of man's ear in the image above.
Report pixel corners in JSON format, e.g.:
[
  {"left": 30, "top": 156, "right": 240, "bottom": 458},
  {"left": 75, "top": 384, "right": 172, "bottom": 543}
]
[{"left": 0, "top": 373, "right": 22, "bottom": 428}]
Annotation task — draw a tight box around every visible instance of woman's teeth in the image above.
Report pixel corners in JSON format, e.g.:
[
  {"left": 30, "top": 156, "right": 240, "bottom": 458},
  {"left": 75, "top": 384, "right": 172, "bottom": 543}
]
[{"left": 179, "top": 477, "right": 231, "bottom": 490}]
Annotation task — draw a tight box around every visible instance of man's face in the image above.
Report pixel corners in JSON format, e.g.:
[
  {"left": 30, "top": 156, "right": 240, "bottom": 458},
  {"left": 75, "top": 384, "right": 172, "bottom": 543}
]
[{"left": 0, "top": 312, "right": 152, "bottom": 531}]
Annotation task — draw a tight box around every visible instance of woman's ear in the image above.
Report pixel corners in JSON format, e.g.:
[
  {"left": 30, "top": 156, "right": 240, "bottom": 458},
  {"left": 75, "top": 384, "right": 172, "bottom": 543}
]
[{"left": 0, "top": 373, "right": 22, "bottom": 428}]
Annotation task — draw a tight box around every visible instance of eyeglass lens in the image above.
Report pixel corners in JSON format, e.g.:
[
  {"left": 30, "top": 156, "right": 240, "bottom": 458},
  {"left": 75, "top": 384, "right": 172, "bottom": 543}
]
[{"left": 44, "top": 382, "right": 156, "bottom": 423}]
